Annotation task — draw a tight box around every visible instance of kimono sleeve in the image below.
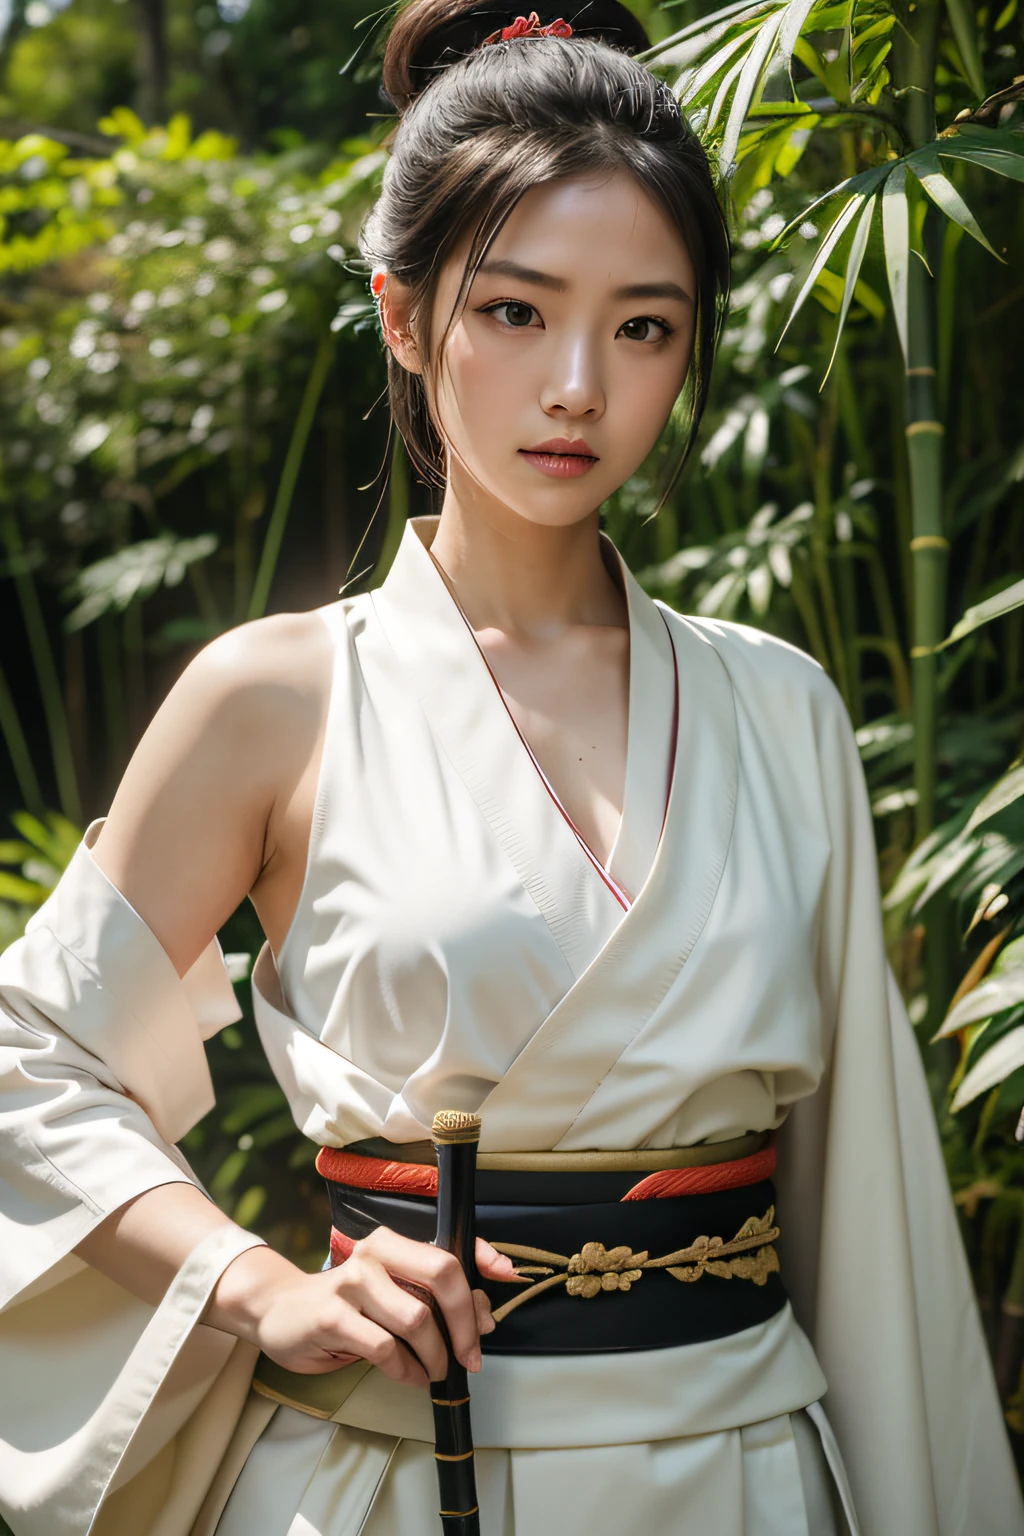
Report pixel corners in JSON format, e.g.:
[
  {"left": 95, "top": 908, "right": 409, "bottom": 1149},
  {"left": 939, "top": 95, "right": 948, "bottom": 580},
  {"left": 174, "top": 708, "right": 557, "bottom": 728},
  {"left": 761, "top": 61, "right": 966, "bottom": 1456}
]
[
  {"left": 774, "top": 680, "right": 1024, "bottom": 1536},
  {"left": 0, "top": 822, "right": 265, "bottom": 1536}
]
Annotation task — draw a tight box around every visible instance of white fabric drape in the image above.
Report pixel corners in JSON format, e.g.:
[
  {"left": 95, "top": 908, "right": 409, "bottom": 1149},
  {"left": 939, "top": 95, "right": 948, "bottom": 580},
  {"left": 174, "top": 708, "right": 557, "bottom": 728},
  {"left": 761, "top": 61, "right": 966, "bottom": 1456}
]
[{"left": 0, "top": 517, "right": 1019, "bottom": 1534}]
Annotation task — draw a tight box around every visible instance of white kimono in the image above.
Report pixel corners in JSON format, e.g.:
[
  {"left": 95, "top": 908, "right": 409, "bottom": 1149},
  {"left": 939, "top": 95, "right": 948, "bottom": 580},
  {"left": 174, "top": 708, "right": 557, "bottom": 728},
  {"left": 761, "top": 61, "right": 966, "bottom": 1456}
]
[{"left": 0, "top": 515, "right": 1020, "bottom": 1536}]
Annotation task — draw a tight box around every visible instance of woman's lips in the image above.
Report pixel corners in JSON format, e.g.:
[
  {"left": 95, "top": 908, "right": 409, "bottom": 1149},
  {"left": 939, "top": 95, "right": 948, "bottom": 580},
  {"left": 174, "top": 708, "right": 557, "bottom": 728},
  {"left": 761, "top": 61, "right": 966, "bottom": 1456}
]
[{"left": 519, "top": 440, "right": 599, "bottom": 478}]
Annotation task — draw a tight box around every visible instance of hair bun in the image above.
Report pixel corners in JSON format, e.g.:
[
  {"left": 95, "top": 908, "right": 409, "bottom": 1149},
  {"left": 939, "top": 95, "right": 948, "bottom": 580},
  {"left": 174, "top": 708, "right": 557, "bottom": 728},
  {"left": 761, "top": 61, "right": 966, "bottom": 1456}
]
[{"left": 382, "top": 0, "right": 650, "bottom": 114}]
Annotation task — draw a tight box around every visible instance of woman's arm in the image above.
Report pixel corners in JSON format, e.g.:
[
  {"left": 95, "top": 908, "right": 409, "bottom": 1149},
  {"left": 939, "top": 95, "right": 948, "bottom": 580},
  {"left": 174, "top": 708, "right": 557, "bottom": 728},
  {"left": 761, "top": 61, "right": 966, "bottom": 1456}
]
[
  {"left": 75, "top": 1181, "right": 512, "bottom": 1386},
  {"left": 75, "top": 612, "right": 513, "bottom": 1385}
]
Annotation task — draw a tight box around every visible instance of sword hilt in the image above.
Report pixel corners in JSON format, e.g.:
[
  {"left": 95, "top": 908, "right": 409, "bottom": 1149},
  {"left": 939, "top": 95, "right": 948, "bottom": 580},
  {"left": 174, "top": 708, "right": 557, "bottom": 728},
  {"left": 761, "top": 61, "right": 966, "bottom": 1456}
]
[{"left": 431, "top": 1110, "right": 482, "bottom": 1536}]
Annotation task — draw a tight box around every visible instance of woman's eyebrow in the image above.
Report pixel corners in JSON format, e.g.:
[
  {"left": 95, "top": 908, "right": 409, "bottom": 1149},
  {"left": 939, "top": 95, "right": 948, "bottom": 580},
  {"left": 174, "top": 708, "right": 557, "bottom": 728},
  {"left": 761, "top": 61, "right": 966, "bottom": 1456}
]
[
  {"left": 614, "top": 281, "right": 694, "bottom": 304},
  {"left": 477, "top": 258, "right": 567, "bottom": 291}
]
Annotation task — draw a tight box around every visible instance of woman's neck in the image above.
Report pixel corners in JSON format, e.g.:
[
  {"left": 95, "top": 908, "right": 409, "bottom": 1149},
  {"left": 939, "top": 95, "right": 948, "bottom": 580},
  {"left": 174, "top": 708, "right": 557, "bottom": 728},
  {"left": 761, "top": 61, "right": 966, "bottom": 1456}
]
[{"left": 428, "top": 483, "right": 627, "bottom": 639}]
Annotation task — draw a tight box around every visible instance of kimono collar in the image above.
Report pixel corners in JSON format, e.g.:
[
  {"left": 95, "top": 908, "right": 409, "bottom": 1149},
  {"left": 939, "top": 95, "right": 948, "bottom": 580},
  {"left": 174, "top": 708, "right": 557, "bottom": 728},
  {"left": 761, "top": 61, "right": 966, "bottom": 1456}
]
[{"left": 371, "top": 515, "right": 677, "bottom": 975}]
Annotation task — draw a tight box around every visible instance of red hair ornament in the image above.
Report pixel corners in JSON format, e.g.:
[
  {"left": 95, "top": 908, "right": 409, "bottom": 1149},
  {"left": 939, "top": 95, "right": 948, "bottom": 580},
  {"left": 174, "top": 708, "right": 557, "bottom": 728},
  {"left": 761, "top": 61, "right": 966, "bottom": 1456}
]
[{"left": 481, "top": 11, "right": 573, "bottom": 45}]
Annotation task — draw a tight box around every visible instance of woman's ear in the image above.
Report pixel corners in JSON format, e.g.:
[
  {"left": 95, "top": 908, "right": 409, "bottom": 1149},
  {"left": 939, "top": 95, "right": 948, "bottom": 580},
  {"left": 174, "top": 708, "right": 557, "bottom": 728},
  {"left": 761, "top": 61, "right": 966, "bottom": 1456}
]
[{"left": 379, "top": 279, "right": 423, "bottom": 376}]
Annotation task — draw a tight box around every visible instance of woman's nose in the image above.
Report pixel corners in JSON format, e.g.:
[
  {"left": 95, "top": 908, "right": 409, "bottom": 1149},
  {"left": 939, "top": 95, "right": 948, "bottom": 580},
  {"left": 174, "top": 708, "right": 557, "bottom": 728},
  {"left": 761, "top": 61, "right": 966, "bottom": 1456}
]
[{"left": 539, "top": 334, "right": 605, "bottom": 419}]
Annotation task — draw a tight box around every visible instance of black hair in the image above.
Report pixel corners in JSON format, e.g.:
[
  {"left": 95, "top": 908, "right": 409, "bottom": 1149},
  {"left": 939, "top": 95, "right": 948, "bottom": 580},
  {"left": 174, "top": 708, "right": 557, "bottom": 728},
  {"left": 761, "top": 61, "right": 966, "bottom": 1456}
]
[{"left": 361, "top": 0, "right": 731, "bottom": 489}]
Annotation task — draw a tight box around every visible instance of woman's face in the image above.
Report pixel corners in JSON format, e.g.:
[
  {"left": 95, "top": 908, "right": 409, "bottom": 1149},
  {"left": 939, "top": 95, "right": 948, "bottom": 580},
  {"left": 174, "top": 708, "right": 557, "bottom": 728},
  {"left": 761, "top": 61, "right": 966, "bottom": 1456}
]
[{"left": 388, "top": 169, "right": 697, "bottom": 527}]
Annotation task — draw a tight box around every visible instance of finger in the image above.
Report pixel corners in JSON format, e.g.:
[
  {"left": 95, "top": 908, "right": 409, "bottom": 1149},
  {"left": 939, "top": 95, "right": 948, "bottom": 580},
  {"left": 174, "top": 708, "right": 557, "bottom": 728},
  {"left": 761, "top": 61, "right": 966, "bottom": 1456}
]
[
  {"left": 358, "top": 1229, "right": 481, "bottom": 1372},
  {"left": 341, "top": 1259, "right": 451, "bottom": 1380},
  {"left": 293, "top": 1307, "right": 427, "bottom": 1387},
  {"left": 473, "top": 1287, "right": 496, "bottom": 1335},
  {"left": 320, "top": 1307, "right": 428, "bottom": 1387},
  {"left": 476, "top": 1238, "right": 517, "bottom": 1281}
]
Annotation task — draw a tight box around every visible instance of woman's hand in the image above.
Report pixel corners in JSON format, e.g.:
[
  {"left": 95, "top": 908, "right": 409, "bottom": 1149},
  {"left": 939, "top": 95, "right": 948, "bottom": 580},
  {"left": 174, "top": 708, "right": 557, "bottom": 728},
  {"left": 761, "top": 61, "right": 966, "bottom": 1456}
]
[{"left": 209, "top": 1230, "right": 517, "bottom": 1387}]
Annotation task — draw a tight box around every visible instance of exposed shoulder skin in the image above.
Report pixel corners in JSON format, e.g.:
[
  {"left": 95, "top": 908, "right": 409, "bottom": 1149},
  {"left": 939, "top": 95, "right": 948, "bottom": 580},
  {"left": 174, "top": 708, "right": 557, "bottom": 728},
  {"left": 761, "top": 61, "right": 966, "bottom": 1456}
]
[{"left": 91, "top": 608, "right": 335, "bottom": 976}]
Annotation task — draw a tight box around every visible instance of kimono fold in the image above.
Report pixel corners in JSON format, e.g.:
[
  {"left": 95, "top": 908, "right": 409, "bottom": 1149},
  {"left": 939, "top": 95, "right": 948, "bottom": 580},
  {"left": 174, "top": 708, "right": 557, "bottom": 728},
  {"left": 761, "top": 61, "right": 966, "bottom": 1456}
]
[{"left": 0, "top": 516, "right": 1019, "bottom": 1535}]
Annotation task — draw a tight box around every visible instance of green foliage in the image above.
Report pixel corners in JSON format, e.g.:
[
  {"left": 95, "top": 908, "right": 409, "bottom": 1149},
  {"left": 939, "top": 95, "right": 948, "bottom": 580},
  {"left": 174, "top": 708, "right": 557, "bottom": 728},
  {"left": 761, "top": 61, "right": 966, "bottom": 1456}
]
[
  {"left": 0, "top": 0, "right": 137, "bottom": 136},
  {"left": 1, "top": 0, "right": 1023, "bottom": 1459},
  {"left": 0, "top": 808, "right": 80, "bottom": 946},
  {"left": 0, "top": 110, "right": 387, "bottom": 819}
]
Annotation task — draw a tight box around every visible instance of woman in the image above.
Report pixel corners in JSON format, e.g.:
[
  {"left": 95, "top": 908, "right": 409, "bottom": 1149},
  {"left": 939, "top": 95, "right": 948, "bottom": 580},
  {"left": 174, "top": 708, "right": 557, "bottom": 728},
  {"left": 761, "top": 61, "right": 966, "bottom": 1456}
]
[{"left": 0, "top": 3, "right": 1019, "bottom": 1533}]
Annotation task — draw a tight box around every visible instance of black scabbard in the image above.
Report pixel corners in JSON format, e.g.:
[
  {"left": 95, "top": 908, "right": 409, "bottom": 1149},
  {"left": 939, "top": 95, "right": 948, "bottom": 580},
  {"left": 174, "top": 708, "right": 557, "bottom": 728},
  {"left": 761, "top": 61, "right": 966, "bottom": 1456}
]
[{"left": 430, "top": 1110, "right": 482, "bottom": 1536}]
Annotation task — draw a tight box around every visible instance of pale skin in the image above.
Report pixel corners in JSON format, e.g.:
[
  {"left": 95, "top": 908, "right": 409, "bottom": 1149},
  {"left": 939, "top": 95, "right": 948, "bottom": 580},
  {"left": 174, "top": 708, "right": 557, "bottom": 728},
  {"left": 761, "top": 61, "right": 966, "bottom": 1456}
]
[{"left": 75, "top": 168, "right": 696, "bottom": 1388}]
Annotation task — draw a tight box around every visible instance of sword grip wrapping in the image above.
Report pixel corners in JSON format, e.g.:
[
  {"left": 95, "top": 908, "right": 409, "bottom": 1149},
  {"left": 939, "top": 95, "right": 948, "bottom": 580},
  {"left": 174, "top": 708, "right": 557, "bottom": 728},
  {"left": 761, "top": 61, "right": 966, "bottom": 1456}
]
[{"left": 431, "top": 1111, "right": 482, "bottom": 1536}]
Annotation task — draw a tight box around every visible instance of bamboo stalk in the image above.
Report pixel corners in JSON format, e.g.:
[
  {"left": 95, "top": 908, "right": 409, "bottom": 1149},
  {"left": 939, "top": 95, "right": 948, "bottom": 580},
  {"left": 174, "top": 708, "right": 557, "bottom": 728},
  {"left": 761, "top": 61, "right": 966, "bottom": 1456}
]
[
  {"left": 0, "top": 512, "right": 81, "bottom": 825},
  {"left": 97, "top": 613, "right": 128, "bottom": 798},
  {"left": 248, "top": 332, "right": 336, "bottom": 622},
  {"left": 893, "top": 0, "right": 944, "bottom": 839},
  {"left": 0, "top": 658, "right": 43, "bottom": 816}
]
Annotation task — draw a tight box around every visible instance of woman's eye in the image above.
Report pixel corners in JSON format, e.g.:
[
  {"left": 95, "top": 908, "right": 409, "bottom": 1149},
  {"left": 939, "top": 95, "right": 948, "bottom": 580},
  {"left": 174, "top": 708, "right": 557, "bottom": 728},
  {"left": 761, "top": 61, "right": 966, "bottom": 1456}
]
[
  {"left": 619, "top": 316, "right": 671, "bottom": 343},
  {"left": 487, "top": 300, "right": 537, "bottom": 328}
]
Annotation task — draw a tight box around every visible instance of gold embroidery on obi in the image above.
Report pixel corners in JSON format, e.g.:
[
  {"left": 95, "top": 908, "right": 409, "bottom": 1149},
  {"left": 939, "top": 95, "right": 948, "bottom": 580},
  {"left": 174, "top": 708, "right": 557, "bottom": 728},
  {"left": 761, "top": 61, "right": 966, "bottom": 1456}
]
[{"left": 488, "top": 1208, "right": 780, "bottom": 1323}]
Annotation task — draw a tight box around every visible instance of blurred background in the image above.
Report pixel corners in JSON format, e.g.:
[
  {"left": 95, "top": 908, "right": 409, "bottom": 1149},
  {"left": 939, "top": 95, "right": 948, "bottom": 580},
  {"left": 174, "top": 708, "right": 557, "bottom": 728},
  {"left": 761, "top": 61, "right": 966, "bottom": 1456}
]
[{"left": 0, "top": 0, "right": 1023, "bottom": 1469}]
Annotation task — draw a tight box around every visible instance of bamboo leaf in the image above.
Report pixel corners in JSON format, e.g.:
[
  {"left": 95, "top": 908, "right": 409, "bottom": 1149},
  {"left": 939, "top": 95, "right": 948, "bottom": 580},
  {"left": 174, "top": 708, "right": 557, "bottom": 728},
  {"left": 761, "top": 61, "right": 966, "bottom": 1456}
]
[
  {"left": 937, "top": 938, "right": 1024, "bottom": 1035},
  {"left": 951, "top": 1023, "right": 1024, "bottom": 1110},
  {"left": 772, "top": 161, "right": 890, "bottom": 247},
  {"left": 707, "top": 53, "right": 750, "bottom": 135},
  {"left": 942, "top": 576, "right": 1024, "bottom": 646},
  {"left": 777, "top": 192, "right": 866, "bottom": 343},
  {"left": 779, "top": 0, "right": 819, "bottom": 59},
  {"left": 720, "top": 10, "right": 786, "bottom": 172},
  {"left": 680, "top": 30, "right": 754, "bottom": 105},
  {"left": 937, "top": 143, "right": 1024, "bottom": 184},
  {"left": 0, "top": 872, "right": 45, "bottom": 903},
  {"left": 882, "top": 161, "right": 909, "bottom": 362},
  {"left": 965, "top": 764, "right": 1024, "bottom": 833},
  {"left": 791, "top": 34, "right": 833, "bottom": 92},
  {"left": 908, "top": 148, "right": 1000, "bottom": 256},
  {"left": 644, "top": 0, "right": 771, "bottom": 63},
  {"left": 943, "top": 0, "right": 986, "bottom": 99},
  {"left": 823, "top": 192, "right": 877, "bottom": 382}
]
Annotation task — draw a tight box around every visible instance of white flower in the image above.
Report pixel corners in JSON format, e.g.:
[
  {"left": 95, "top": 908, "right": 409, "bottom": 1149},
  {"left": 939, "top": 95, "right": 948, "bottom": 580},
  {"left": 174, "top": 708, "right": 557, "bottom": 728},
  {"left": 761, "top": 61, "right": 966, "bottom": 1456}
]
[
  {"left": 318, "top": 209, "right": 342, "bottom": 236},
  {"left": 159, "top": 230, "right": 187, "bottom": 248},
  {"left": 289, "top": 223, "right": 314, "bottom": 244},
  {"left": 191, "top": 404, "right": 214, "bottom": 432},
  {"left": 158, "top": 286, "right": 183, "bottom": 307},
  {"left": 249, "top": 266, "right": 275, "bottom": 286},
  {"left": 149, "top": 338, "right": 173, "bottom": 358},
  {"left": 208, "top": 315, "right": 231, "bottom": 337},
  {"left": 256, "top": 289, "right": 288, "bottom": 313},
  {"left": 27, "top": 357, "right": 51, "bottom": 380},
  {"left": 88, "top": 351, "right": 119, "bottom": 374},
  {"left": 195, "top": 273, "right": 216, "bottom": 297},
  {"left": 132, "top": 290, "right": 156, "bottom": 311}
]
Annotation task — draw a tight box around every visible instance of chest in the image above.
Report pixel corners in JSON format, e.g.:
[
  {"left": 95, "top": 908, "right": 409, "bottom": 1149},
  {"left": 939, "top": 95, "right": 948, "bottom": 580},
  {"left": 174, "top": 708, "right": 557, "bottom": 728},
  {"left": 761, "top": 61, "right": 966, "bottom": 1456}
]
[{"left": 478, "top": 623, "right": 630, "bottom": 869}]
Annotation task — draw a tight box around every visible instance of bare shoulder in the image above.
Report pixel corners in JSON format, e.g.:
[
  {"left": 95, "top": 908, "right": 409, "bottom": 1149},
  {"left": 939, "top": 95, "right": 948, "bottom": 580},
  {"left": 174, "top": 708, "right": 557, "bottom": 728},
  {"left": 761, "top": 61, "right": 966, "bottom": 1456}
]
[
  {"left": 180, "top": 607, "right": 335, "bottom": 712},
  {"left": 92, "top": 607, "right": 337, "bottom": 974}
]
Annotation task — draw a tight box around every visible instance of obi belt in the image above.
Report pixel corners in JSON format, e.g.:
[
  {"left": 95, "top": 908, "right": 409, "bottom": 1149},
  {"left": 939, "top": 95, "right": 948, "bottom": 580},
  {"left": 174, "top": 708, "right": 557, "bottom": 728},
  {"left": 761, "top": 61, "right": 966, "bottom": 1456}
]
[{"left": 315, "top": 1132, "right": 785, "bottom": 1355}]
